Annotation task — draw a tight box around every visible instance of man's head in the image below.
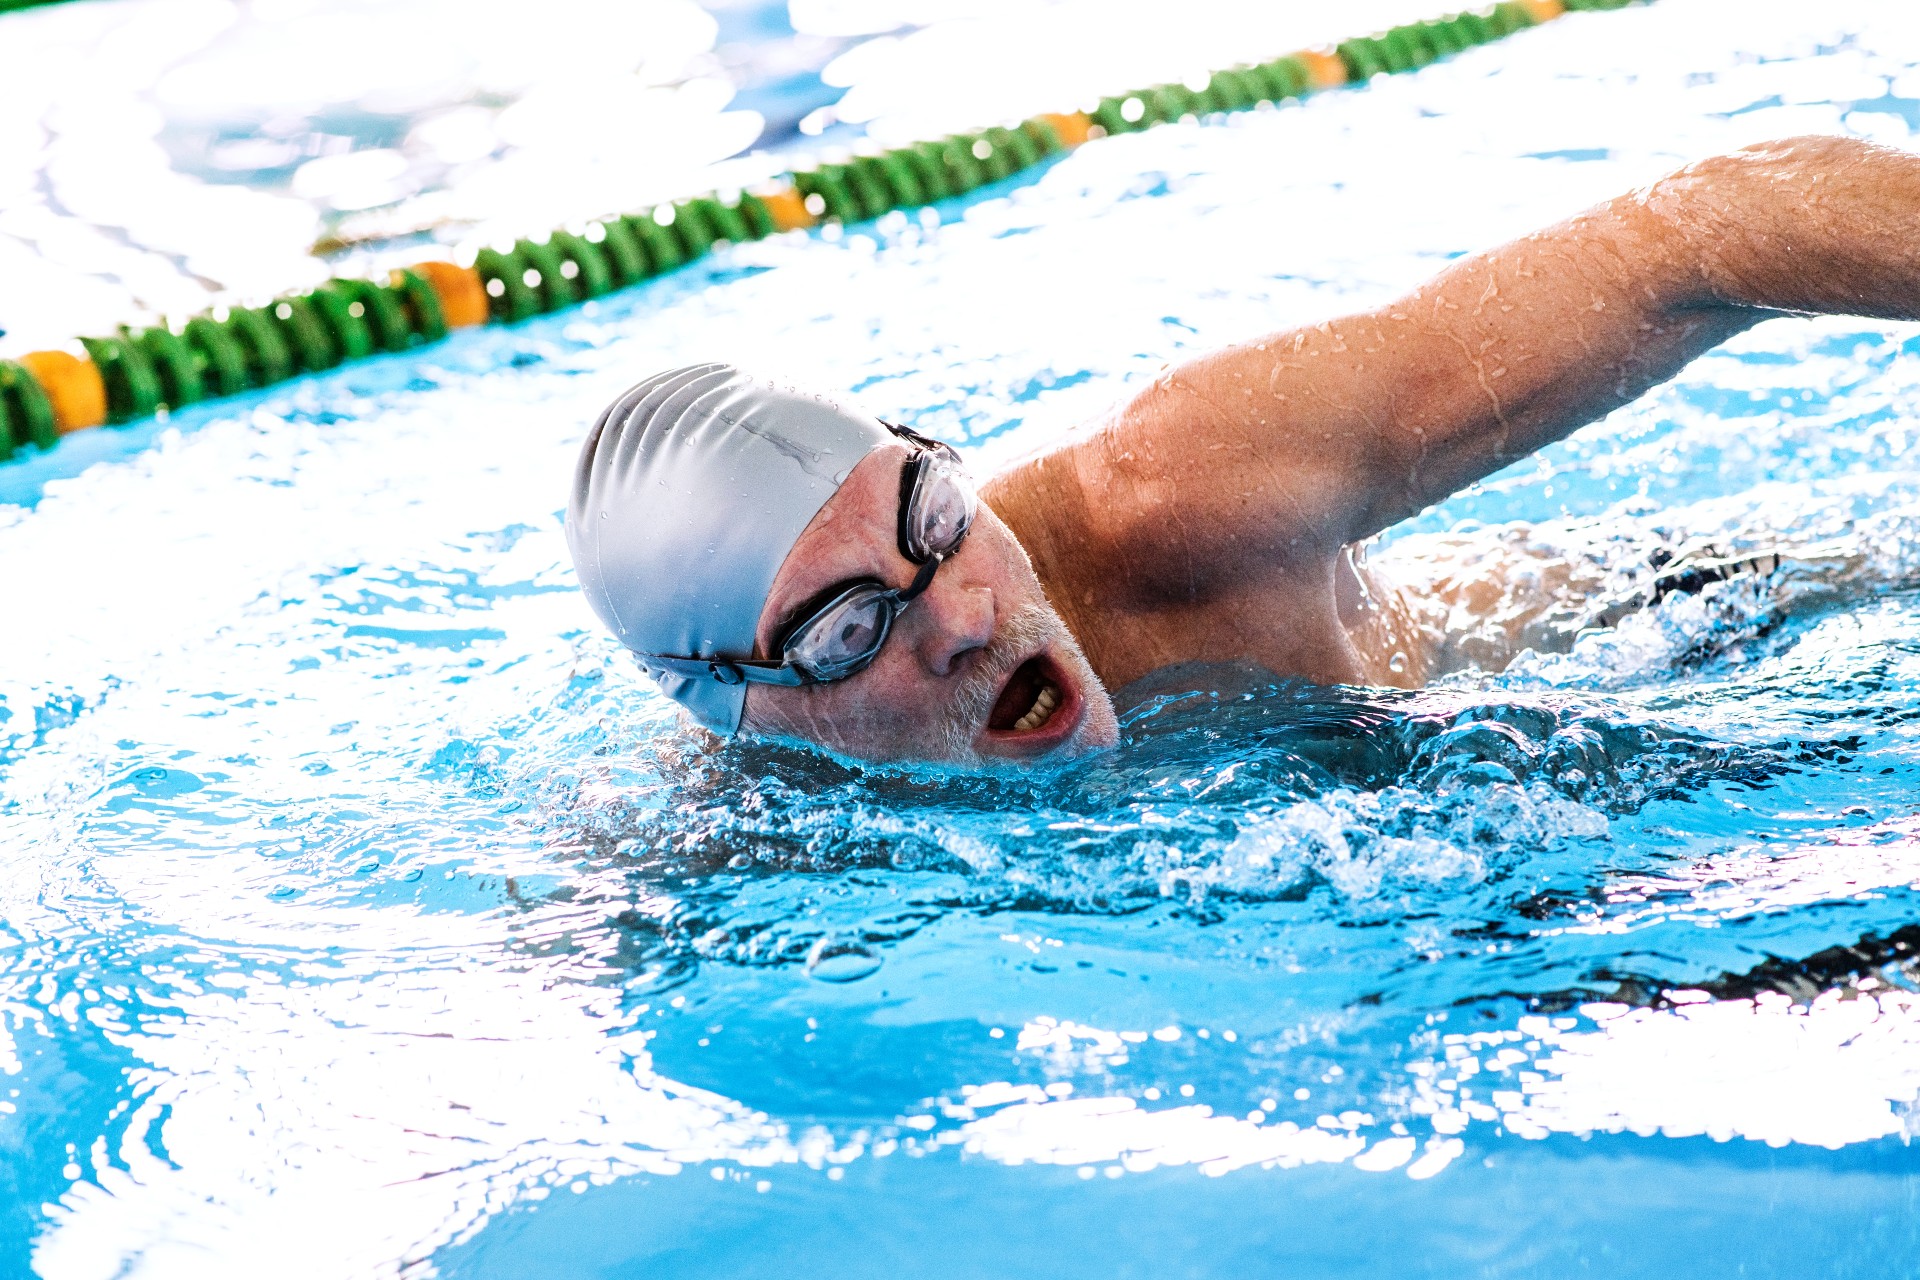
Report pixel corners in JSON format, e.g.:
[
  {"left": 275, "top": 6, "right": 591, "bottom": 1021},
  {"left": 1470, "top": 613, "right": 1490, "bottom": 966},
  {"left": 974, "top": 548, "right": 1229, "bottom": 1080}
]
[{"left": 567, "top": 364, "right": 1119, "bottom": 766}]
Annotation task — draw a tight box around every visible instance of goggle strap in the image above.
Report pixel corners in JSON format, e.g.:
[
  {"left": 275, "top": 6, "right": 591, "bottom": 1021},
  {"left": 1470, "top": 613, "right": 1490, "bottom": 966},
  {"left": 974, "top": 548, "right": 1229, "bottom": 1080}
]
[
  {"left": 881, "top": 420, "right": 960, "bottom": 461},
  {"left": 640, "top": 653, "right": 810, "bottom": 686}
]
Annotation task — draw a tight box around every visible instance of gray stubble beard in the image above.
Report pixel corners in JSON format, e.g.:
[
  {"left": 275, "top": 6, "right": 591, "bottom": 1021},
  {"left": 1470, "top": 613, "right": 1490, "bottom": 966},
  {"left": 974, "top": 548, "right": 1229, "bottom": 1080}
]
[{"left": 936, "top": 600, "right": 1111, "bottom": 765}]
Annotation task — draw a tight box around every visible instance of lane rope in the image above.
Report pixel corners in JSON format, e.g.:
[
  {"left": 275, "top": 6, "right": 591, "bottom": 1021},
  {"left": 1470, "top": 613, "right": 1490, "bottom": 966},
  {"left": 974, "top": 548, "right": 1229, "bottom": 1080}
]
[{"left": 0, "top": 0, "right": 1643, "bottom": 461}]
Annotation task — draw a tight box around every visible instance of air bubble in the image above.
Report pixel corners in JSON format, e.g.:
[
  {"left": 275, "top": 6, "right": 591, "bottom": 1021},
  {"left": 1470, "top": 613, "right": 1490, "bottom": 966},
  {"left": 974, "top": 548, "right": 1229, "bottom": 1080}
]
[{"left": 805, "top": 937, "right": 882, "bottom": 983}]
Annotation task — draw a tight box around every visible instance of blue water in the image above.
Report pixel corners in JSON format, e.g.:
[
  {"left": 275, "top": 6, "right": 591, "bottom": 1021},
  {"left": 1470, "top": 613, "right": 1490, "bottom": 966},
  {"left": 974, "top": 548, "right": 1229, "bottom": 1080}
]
[{"left": 6, "top": 2, "right": 1920, "bottom": 1275}]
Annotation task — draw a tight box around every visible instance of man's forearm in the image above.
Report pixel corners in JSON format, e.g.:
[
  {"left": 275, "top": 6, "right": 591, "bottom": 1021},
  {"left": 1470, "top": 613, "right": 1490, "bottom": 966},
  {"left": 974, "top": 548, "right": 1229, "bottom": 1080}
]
[
  {"left": 1330, "top": 134, "right": 1920, "bottom": 543},
  {"left": 991, "top": 135, "right": 1920, "bottom": 613},
  {"left": 1657, "top": 135, "right": 1920, "bottom": 322}
]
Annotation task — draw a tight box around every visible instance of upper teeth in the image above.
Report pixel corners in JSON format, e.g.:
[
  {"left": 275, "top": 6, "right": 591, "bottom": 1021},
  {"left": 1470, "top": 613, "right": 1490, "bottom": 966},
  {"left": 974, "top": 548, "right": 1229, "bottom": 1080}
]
[{"left": 1012, "top": 683, "right": 1060, "bottom": 732}]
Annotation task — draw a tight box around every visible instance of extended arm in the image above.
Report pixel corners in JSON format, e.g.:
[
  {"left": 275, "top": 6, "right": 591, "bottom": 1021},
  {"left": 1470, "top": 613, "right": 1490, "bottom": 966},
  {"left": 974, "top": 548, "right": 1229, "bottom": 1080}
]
[{"left": 996, "top": 135, "right": 1920, "bottom": 609}]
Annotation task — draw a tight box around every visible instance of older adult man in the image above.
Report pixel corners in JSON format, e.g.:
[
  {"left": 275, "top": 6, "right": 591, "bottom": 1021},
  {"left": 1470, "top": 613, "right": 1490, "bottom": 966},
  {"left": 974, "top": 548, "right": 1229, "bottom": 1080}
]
[{"left": 567, "top": 135, "right": 1920, "bottom": 766}]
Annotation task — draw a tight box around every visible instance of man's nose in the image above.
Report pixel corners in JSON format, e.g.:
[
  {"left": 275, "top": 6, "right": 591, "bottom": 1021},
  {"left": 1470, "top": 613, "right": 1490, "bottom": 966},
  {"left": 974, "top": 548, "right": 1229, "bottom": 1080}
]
[{"left": 907, "top": 580, "right": 995, "bottom": 677}]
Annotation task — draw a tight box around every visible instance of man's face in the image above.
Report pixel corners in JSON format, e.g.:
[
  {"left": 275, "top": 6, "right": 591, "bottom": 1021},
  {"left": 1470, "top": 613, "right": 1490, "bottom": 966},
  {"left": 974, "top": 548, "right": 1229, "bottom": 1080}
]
[{"left": 741, "top": 443, "right": 1121, "bottom": 766}]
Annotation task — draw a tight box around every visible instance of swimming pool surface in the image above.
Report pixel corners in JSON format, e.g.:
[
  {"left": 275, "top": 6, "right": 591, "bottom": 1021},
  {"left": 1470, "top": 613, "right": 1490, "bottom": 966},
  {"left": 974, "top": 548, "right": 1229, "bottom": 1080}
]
[{"left": 5, "top": 1, "right": 1920, "bottom": 1275}]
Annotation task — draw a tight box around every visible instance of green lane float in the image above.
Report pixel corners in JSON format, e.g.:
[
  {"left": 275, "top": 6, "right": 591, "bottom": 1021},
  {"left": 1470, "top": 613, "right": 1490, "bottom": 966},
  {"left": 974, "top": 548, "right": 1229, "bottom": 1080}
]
[
  {"left": 390, "top": 267, "right": 453, "bottom": 340},
  {"left": 77, "top": 335, "right": 162, "bottom": 424},
  {"left": 182, "top": 317, "right": 251, "bottom": 398},
  {"left": 629, "top": 211, "right": 683, "bottom": 274},
  {"left": 134, "top": 326, "right": 203, "bottom": 410},
  {"left": 0, "top": 360, "right": 59, "bottom": 459},
  {"left": 306, "top": 284, "right": 378, "bottom": 362}
]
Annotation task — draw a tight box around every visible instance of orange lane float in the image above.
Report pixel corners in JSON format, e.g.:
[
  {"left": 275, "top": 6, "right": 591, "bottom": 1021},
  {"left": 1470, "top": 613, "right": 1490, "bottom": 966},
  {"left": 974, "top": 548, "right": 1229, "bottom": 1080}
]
[
  {"left": 18, "top": 350, "right": 106, "bottom": 433},
  {"left": 756, "top": 186, "right": 817, "bottom": 233},
  {"left": 409, "top": 262, "right": 489, "bottom": 329},
  {"left": 1037, "top": 112, "right": 1096, "bottom": 148},
  {"left": 1297, "top": 48, "right": 1351, "bottom": 90}
]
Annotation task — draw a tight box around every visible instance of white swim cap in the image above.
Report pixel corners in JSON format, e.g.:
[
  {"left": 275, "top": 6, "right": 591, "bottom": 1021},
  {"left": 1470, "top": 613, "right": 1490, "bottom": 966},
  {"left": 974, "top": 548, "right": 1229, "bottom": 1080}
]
[{"left": 565, "top": 363, "right": 894, "bottom": 735}]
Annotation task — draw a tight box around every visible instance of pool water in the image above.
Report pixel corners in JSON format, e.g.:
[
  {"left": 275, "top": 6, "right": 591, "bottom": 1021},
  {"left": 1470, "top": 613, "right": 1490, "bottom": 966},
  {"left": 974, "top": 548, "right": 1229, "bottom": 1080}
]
[{"left": 6, "top": 1, "right": 1920, "bottom": 1275}]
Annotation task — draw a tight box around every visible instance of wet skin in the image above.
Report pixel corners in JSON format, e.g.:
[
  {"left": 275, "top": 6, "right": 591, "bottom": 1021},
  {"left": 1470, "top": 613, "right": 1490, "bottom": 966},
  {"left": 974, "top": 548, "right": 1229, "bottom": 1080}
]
[
  {"left": 746, "top": 135, "right": 1920, "bottom": 764},
  {"left": 742, "top": 441, "right": 1122, "bottom": 764}
]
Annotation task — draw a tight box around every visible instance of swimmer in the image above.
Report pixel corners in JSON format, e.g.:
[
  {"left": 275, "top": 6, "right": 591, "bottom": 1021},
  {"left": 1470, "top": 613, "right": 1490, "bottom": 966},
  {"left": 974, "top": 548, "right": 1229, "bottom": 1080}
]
[{"left": 567, "top": 134, "right": 1920, "bottom": 766}]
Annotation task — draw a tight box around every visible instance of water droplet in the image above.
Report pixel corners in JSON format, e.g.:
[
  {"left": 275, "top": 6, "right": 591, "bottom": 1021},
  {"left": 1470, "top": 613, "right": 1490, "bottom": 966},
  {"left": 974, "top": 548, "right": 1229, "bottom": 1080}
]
[
  {"left": 1388, "top": 652, "right": 1408, "bottom": 674},
  {"left": 805, "top": 937, "right": 881, "bottom": 983}
]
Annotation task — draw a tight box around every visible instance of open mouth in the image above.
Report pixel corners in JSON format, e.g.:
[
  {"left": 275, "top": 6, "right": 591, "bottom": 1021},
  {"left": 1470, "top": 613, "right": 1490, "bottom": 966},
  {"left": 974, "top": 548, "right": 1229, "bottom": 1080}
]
[{"left": 985, "top": 653, "right": 1077, "bottom": 744}]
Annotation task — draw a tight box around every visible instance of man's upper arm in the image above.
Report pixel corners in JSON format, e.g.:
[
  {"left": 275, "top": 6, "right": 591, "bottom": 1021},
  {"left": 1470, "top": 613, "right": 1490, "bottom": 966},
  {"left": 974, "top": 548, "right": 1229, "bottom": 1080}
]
[
  {"left": 1019, "top": 136, "right": 1920, "bottom": 611},
  {"left": 1085, "top": 193, "right": 1752, "bottom": 578}
]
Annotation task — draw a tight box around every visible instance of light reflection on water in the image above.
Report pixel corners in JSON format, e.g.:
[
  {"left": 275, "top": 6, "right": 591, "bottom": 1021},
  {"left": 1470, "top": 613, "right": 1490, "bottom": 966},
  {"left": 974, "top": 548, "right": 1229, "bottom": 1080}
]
[
  {"left": 4, "top": 0, "right": 1920, "bottom": 1274},
  {"left": 0, "top": 0, "right": 1456, "bottom": 353}
]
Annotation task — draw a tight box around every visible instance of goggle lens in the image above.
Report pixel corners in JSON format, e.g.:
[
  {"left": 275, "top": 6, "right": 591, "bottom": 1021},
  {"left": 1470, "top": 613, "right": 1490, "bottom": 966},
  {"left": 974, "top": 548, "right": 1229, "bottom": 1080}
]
[
  {"left": 783, "top": 584, "right": 895, "bottom": 680},
  {"left": 904, "top": 457, "right": 975, "bottom": 562}
]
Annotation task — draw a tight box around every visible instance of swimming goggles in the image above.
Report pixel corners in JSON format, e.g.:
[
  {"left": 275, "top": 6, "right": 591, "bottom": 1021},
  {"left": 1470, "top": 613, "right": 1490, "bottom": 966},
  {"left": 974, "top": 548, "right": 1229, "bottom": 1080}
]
[{"left": 641, "top": 422, "right": 976, "bottom": 688}]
